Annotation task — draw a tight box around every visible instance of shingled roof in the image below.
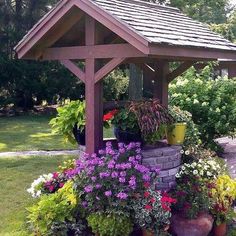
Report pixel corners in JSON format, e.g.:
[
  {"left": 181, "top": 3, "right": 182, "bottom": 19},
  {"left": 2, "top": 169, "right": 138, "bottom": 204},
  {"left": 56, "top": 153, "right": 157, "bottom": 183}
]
[
  {"left": 93, "top": 0, "right": 236, "bottom": 51},
  {"left": 15, "top": 0, "right": 236, "bottom": 59}
]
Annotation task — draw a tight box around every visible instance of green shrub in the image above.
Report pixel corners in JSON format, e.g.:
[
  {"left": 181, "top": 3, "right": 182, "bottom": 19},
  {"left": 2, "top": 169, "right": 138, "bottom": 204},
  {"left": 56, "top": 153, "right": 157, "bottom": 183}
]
[
  {"left": 169, "top": 65, "right": 236, "bottom": 148},
  {"left": 27, "top": 181, "right": 78, "bottom": 235},
  {"left": 87, "top": 212, "right": 133, "bottom": 236},
  {"left": 103, "top": 69, "right": 129, "bottom": 101},
  {"left": 50, "top": 100, "right": 85, "bottom": 144}
]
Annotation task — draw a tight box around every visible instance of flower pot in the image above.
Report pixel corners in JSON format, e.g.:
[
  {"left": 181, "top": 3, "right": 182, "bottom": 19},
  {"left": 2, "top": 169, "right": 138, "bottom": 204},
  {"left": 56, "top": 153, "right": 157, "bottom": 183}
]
[
  {"left": 142, "top": 229, "right": 153, "bottom": 236},
  {"left": 114, "top": 127, "right": 142, "bottom": 144},
  {"left": 171, "top": 212, "right": 214, "bottom": 236},
  {"left": 73, "top": 125, "right": 85, "bottom": 145},
  {"left": 213, "top": 222, "right": 227, "bottom": 236},
  {"left": 166, "top": 123, "right": 187, "bottom": 145}
]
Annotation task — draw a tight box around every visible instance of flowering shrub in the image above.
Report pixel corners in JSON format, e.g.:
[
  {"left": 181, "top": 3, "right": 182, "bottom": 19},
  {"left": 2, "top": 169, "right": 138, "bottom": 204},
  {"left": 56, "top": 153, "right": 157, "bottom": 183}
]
[
  {"left": 169, "top": 66, "right": 236, "bottom": 149},
  {"left": 131, "top": 187, "right": 176, "bottom": 234},
  {"left": 73, "top": 142, "right": 159, "bottom": 214},
  {"left": 173, "top": 158, "right": 224, "bottom": 218},
  {"left": 27, "top": 172, "right": 67, "bottom": 198}
]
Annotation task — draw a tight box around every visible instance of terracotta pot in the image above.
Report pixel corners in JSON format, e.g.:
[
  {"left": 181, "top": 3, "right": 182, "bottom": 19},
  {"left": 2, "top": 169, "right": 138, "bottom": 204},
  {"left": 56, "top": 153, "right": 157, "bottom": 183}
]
[
  {"left": 142, "top": 229, "right": 154, "bottom": 236},
  {"left": 171, "top": 212, "right": 214, "bottom": 236},
  {"left": 214, "top": 222, "right": 227, "bottom": 236}
]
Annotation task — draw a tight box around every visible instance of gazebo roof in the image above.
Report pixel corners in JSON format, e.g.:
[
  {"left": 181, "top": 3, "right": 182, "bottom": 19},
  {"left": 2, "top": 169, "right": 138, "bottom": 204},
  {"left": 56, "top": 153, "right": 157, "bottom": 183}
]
[
  {"left": 15, "top": 0, "right": 236, "bottom": 60},
  {"left": 93, "top": 0, "right": 236, "bottom": 51}
]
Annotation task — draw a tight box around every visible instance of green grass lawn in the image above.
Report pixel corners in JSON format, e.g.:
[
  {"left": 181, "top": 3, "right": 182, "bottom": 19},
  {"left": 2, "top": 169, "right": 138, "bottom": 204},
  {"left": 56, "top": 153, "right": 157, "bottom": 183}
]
[
  {"left": 0, "top": 115, "right": 113, "bottom": 152},
  {"left": 0, "top": 155, "right": 75, "bottom": 236}
]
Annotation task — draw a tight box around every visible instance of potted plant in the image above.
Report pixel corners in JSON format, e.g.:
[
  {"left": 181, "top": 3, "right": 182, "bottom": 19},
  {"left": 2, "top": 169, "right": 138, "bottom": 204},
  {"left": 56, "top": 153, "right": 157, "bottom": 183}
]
[
  {"left": 50, "top": 100, "right": 86, "bottom": 145},
  {"left": 50, "top": 100, "right": 117, "bottom": 146},
  {"left": 129, "top": 99, "right": 173, "bottom": 145},
  {"left": 166, "top": 106, "right": 189, "bottom": 145},
  {"left": 111, "top": 107, "right": 142, "bottom": 143},
  {"left": 210, "top": 175, "right": 236, "bottom": 236},
  {"left": 131, "top": 186, "right": 176, "bottom": 236},
  {"left": 171, "top": 158, "right": 224, "bottom": 236}
]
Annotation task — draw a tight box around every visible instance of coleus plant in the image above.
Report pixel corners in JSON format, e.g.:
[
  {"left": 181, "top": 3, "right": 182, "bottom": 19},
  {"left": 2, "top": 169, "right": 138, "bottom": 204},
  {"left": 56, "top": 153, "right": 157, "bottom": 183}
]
[{"left": 129, "top": 99, "right": 173, "bottom": 141}]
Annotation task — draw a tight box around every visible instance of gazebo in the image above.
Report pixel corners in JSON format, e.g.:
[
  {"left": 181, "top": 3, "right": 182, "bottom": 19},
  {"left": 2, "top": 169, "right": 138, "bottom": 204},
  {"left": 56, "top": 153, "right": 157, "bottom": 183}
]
[{"left": 15, "top": 0, "right": 236, "bottom": 153}]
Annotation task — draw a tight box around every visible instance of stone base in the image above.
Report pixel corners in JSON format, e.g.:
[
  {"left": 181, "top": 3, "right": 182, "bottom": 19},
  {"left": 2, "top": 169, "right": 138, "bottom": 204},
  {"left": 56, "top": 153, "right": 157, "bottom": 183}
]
[{"left": 142, "top": 145, "right": 182, "bottom": 190}]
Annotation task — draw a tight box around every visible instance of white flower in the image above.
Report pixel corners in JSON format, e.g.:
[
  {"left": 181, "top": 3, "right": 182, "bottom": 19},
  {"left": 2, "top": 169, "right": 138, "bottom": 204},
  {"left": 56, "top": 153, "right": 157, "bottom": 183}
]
[
  {"left": 181, "top": 166, "right": 186, "bottom": 171},
  {"left": 176, "top": 173, "right": 180, "bottom": 178},
  {"left": 193, "top": 99, "right": 199, "bottom": 104},
  {"left": 185, "top": 150, "right": 190, "bottom": 155},
  {"left": 180, "top": 150, "right": 184, "bottom": 154},
  {"left": 207, "top": 171, "right": 212, "bottom": 176},
  {"left": 191, "top": 162, "right": 197, "bottom": 168},
  {"left": 193, "top": 170, "right": 198, "bottom": 175},
  {"left": 202, "top": 102, "right": 208, "bottom": 106},
  {"left": 200, "top": 170, "right": 204, "bottom": 176}
]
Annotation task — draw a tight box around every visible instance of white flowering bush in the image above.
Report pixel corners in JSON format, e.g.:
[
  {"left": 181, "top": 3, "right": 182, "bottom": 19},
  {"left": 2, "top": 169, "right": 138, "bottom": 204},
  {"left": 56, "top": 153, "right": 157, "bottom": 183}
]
[
  {"left": 169, "top": 64, "right": 236, "bottom": 150},
  {"left": 176, "top": 158, "right": 223, "bottom": 180}
]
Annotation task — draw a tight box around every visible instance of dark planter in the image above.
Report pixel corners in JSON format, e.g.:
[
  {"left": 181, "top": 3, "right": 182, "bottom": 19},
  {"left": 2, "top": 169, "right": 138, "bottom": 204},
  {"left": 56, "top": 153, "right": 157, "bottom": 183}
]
[
  {"left": 73, "top": 124, "right": 85, "bottom": 145},
  {"left": 114, "top": 127, "right": 142, "bottom": 144}
]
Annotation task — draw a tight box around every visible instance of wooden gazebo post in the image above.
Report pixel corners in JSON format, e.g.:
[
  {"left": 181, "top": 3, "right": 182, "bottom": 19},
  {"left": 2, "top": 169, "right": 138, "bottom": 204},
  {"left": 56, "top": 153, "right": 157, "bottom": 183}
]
[{"left": 85, "top": 15, "right": 103, "bottom": 154}]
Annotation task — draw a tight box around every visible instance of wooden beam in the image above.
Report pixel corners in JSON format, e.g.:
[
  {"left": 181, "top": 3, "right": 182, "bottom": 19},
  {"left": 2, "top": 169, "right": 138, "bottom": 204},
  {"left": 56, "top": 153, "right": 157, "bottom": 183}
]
[
  {"left": 167, "top": 61, "right": 196, "bottom": 83},
  {"left": 153, "top": 61, "right": 169, "bottom": 107},
  {"left": 60, "top": 59, "right": 85, "bottom": 83},
  {"left": 149, "top": 44, "right": 236, "bottom": 60},
  {"left": 42, "top": 44, "right": 145, "bottom": 60},
  {"left": 95, "top": 58, "right": 125, "bottom": 83}
]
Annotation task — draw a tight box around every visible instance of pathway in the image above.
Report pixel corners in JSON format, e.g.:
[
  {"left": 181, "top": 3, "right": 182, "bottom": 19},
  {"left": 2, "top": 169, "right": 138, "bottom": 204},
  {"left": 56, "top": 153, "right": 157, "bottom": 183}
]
[
  {"left": 0, "top": 149, "right": 84, "bottom": 157},
  {"left": 216, "top": 137, "right": 236, "bottom": 179}
]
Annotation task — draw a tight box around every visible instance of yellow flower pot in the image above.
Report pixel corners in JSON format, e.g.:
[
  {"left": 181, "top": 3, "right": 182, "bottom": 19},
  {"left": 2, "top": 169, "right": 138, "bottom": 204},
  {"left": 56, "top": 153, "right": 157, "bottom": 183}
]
[{"left": 167, "top": 123, "right": 187, "bottom": 145}]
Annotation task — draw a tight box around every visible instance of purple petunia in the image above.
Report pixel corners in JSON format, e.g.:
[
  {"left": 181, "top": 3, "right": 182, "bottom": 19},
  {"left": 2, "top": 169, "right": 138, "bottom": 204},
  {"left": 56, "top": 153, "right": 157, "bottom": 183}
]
[
  {"left": 104, "top": 190, "right": 112, "bottom": 197},
  {"left": 100, "top": 172, "right": 110, "bottom": 178},
  {"left": 119, "top": 177, "right": 126, "bottom": 183},
  {"left": 143, "top": 174, "right": 151, "bottom": 182},
  {"left": 84, "top": 185, "right": 93, "bottom": 193},
  {"left": 91, "top": 176, "right": 97, "bottom": 182},
  {"left": 120, "top": 171, "right": 126, "bottom": 177},
  {"left": 95, "top": 184, "right": 102, "bottom": 189},
  {"left": 116, "top": 192, "right": 128, "bottom": 200},
  {"left": 111, "top": 171, "right": 118, "bottom": 178}
]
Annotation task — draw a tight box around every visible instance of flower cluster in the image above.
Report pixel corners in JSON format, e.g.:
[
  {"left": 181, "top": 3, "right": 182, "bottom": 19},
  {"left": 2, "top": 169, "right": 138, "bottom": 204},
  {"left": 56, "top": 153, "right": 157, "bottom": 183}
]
[
  {"left": 131, "top": 187, "right": 176, "bottom": 234},
  {"left": 73, "top": 142, "right": 159, "bottom": 213},
  {"left": 176, "top": 158, "right": 222, "bottom": 180},
  {"left": 27, "top": 172, "right": 67, "bottom": 198}
]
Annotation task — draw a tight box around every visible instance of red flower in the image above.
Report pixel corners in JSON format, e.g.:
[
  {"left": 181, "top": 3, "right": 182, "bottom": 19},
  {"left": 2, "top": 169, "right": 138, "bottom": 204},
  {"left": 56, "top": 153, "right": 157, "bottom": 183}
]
[
  {"left": 49, "top": 185, "right": 55, "bottom": 192},
  {"left": 103, "top": 109, "right": 118, "bottom": 121},
  {"left": 144, "top": 204, "right": 153, "bottom": 210},
  {"left": 59, "top": 182, "right": 65, "bottom": 188},
  {"left": 144, "top": 191, "right": 150, "bottom": 198},
  {"left": 53, "top": 172, "right": 59, "bottom": 179},
  {"left": 143, "top": 182, "right": 150, "bottom": 188},
  {"left": 150, "top": 197, "right": 156, "bottom": 203}
]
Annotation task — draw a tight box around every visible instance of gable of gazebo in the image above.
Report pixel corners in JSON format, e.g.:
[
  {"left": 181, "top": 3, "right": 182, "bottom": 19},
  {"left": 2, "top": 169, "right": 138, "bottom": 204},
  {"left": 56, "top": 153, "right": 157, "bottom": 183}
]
[{"left": 15, "top": 0, "right": 236, "bottom": 153}]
